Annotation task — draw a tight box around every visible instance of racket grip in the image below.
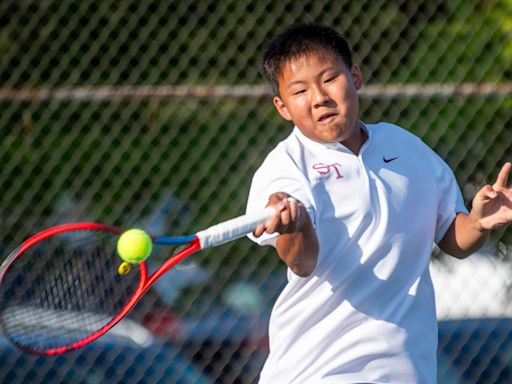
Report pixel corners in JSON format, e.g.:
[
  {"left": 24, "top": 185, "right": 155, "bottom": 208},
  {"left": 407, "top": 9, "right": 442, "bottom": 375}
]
[{"left": 196, "top": 207, "right": 275, "bottom": 249}]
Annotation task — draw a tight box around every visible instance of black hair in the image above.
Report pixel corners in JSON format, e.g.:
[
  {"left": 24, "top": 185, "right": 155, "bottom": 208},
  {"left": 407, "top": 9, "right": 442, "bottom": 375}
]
[{"left": 260, "top": 23, "right": 353, "bottom": 96}]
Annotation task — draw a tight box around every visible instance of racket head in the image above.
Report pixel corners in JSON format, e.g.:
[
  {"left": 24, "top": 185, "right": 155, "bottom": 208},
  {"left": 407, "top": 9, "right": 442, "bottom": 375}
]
[{"left": 0, "top": 223, "right": 144, "bottom": 355}]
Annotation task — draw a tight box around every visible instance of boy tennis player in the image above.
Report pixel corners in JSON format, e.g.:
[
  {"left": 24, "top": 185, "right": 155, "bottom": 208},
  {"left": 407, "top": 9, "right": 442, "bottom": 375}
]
[{"left": 246, "top": 23, "right": 512, "bottom": 383}]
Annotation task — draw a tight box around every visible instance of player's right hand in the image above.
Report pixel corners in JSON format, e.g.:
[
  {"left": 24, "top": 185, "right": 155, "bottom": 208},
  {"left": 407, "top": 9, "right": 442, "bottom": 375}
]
[{"left": 253, "top": 192, "right": 306, "bottom": 237}]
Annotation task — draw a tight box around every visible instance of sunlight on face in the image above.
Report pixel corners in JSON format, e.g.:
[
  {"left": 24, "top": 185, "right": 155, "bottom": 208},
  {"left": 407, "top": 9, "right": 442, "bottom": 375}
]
[{"left": 273, "top": 52, "right": 365, "bottom": 153}]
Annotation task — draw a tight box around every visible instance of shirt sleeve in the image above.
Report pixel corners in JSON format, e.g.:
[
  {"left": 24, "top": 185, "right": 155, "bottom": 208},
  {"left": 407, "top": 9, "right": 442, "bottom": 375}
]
[
  {"left": 245, "top": 148, "right": 316, "bottom": 247},
  {"left": 419, "top": 141, "right": 468, "bottom": 243}
]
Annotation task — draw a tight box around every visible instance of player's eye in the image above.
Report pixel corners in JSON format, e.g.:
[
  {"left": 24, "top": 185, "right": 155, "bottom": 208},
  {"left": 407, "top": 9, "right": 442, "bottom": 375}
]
[{"left": 324, "top": 75, "right": 338, "bottom": 83}]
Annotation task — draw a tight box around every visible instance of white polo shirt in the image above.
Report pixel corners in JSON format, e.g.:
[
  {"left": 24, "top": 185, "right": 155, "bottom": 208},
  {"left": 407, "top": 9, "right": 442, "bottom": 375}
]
[{"left": 246, "top": 122, "right": 467, "bottom": 384}]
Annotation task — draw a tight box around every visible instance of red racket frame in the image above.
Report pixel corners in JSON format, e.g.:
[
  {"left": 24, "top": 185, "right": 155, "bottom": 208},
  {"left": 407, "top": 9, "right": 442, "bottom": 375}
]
[{"left": 1, "top": 222, "right": 201, "bottom": 355}]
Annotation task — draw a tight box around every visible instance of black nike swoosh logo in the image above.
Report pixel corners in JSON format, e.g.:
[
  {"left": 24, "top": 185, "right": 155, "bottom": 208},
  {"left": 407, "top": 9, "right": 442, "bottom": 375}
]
[{"left": 383, "top": 156, "right": 399, "bottom": 163}]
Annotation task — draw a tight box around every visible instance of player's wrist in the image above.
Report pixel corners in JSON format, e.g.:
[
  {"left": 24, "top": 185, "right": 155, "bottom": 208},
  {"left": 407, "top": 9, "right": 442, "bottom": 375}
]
[{"left": 467, "top": 211, "right": 490, "bottom": 233}]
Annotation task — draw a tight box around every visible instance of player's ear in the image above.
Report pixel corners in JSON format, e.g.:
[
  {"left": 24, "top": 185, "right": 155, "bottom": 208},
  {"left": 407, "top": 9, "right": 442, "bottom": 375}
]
[
  {"left": 273, "top": 96, "right": 293, "bottom": 121},
  {"left": 351, "top": 64, "right": 363, "bottom": 91}
]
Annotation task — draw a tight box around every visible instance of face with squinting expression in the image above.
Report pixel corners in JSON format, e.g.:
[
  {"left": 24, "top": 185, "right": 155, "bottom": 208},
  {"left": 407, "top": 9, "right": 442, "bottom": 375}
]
[{"left": 273, "top": 52, "right": 364, "bottom": 152}]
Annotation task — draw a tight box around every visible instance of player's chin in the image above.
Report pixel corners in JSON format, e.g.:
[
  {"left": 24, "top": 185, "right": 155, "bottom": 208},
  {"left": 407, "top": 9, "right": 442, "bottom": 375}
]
[{"left": 319, "top": 126, "right": 348, "bottom": 143}]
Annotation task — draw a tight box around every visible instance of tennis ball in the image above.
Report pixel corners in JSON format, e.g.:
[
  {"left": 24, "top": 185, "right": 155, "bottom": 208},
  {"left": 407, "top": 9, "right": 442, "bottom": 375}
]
[{"left": 117, "top": 229, "right": 153, "bottom": 263}]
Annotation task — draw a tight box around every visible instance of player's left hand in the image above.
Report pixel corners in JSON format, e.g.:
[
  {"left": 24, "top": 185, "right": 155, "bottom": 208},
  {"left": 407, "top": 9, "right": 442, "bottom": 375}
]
[{"left": 470, "top": 162, "right": 512, "bottom": 230}]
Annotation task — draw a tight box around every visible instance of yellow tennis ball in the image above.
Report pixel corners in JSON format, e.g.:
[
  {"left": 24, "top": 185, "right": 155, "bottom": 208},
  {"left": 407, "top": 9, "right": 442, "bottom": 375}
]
[{"left": 117, "top": 229, "right": 153, "bottom": 263}]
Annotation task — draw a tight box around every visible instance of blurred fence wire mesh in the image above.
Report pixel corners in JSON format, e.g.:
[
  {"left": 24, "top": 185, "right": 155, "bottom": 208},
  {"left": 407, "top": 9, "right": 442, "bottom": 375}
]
[{"left": 0, "top": 0, "right": 511, "bottom": 383}]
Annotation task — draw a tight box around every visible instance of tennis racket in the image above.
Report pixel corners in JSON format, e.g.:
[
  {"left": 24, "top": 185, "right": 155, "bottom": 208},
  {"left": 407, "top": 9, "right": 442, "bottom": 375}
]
[{"left": 0, "top": 208, "right": 273, "bottom": 355}]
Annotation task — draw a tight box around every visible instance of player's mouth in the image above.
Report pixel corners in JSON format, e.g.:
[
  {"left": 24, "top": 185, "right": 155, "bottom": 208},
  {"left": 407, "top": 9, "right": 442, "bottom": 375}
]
[{"left": 318, "top": 112, "right": 338, "bottom": 123}]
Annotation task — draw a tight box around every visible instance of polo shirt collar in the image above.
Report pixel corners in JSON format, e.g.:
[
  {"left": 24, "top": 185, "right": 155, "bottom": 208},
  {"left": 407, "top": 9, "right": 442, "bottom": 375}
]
[{"left": 292, "top": 121, "right": 371, "bottom": 154}]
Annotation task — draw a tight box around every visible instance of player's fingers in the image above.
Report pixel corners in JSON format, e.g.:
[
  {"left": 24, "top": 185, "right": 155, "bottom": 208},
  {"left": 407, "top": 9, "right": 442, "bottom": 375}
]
[
  {"left": 265, "top": 193, "right": 302, "bottom": 233},
  {"left": 288, "top": 197, "right": 304, "bottom": 225},
  {"left": 268, "top": 192, "right": 290, "bottom": 208},
  {"left": 256, "top": 201, "right": 286, "bottom": 235},
  {"left": 477, "top": 185, "right": 498, "bottom": 201},
  {"left": 280, "top": 203, "right": 292, "bottom": 227},
  {"left": 265, "top": 207, "right": 283, "bottom": 234},
  {"left": 253, "top": 223, "right": 266, "bottom": 237},
  {"left": 287, "top": 197, "right": 297, "bottom": 222},
  {"left": 493, "top": 162, "right": 511, "bottom": 189}
]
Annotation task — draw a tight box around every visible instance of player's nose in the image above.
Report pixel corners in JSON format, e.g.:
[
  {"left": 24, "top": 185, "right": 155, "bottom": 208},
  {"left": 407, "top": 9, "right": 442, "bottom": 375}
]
[{"left": 312, "top": 85, "right": 331, "bottom": 107}]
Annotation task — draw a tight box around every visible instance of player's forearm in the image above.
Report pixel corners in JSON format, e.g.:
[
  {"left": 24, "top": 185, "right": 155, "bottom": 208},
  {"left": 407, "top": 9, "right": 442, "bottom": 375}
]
[
  {"left": 253, "top": 192, "right": 319, "bottom": 276},
  {"left": 276, "top": 217, "right": 319, "bottom": 277},
  {"left": 438, "top": 212, "right": 490, "bottom": 258}
]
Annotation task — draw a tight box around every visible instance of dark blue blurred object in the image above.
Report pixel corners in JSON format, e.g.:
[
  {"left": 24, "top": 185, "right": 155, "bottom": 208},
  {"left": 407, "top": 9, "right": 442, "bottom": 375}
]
[
  {"left": 438, "top": 318, "right": 512, "bottom": 384},
  {"left": 0, "top": 320, "right": 210, "bottom": 384}
]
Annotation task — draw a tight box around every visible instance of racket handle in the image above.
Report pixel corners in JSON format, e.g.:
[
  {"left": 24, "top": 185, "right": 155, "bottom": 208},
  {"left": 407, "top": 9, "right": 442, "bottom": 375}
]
[{"left": 197, "top": 207, "right": 275, "bottom": 249}]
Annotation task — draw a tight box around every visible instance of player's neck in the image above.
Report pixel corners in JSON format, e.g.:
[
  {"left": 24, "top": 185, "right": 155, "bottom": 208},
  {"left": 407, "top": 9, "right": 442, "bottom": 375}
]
[{"left": 341, "top": 122, "right": 368, "bottom": 155}]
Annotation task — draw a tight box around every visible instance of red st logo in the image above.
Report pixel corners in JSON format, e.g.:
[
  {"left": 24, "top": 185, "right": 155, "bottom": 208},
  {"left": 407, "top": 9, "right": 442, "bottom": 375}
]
[{"left": 312, "top": 163, "right": 343, "bottom": 179}]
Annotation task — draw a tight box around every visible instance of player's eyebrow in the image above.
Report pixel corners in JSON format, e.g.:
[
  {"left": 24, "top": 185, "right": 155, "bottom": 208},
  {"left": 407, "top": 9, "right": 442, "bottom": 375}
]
[{"left": 286, "top": 79, "right": 306, "bottom": 89}]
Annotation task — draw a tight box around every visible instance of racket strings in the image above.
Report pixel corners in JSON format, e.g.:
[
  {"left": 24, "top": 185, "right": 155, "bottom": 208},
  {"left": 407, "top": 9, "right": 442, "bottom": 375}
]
[{"left": 0, "top": 230, "right": 140, "bottom": 352}]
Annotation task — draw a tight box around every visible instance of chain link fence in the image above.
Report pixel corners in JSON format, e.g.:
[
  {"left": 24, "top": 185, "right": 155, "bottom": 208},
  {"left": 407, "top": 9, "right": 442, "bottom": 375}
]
[{"left": 0, "top": 0, "right": 511, "bottom": 383}]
